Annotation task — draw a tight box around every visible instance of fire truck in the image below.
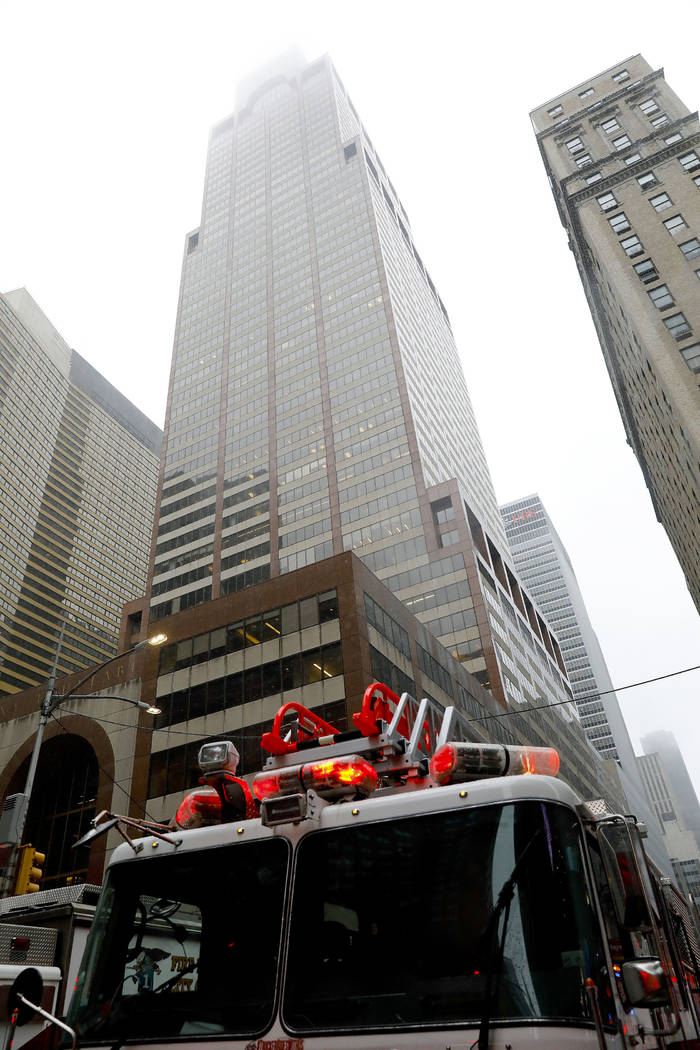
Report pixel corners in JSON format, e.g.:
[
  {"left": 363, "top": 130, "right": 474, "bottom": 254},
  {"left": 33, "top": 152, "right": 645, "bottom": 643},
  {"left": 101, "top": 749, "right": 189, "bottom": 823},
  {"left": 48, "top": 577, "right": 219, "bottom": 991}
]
[{"left": 7, "top": 683, "right": 700, "bottom": 1049}]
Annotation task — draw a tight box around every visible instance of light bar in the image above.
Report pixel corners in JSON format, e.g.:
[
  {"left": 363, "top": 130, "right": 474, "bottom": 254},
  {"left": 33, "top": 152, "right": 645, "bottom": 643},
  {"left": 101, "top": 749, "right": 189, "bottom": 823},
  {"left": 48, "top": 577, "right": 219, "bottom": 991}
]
[
  {"left": 253, "top": 754, "right": 379, "bottom": 803},
  {"left": 430, "top": 742, "right": 560, "bottom": 786},
  {"left": 174, "top": 786, "right": 222, "bottom": 829}
]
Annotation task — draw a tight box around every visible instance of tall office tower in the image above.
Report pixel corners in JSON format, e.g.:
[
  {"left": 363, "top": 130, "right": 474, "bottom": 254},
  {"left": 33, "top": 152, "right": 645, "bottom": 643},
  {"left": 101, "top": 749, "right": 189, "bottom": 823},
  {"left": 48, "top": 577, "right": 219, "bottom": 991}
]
[
  {"left": 145, "top": 51, "right": 612, "bottom": 795},
  {"left": 531, "top": 57, "right": 700, "bottom": 613},
  {"left": 501, "top": 494, "right": 630, "bottom": 760},
  {"left": 638, "top": 750, "right": 700, "bottom": 903},
  {"left": 0, "top": 289, "right": 161, "bottom": 697},
  {"left": 500, "top": 494, "right": 667, "bottom": 864},
  {"left": 641, "top": 730, "right": 700, "bottom": 854}
]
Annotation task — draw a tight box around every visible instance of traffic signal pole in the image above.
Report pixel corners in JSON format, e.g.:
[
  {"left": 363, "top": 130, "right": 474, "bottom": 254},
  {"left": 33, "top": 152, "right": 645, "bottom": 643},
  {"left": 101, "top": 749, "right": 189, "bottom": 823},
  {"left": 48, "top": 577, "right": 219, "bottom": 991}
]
[{"left": 3, "top": 625, "right": 64, "bottom": 895}]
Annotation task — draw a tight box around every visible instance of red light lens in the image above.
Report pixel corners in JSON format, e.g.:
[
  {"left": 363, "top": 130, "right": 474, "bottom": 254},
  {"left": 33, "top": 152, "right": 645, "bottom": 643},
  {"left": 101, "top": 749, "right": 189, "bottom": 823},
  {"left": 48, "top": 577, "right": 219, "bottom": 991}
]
[
  {"left": 253, "top": 766, "right": 303, "bottom": 801},
  {"left": 430, "top": 743, "right": 457, "bottom": 785},
  {"left": 302, "top": 756, "right": 378, "bottom": 798},
  {"left": 175, "top": 786, "right": 222, "bottom": 829}
]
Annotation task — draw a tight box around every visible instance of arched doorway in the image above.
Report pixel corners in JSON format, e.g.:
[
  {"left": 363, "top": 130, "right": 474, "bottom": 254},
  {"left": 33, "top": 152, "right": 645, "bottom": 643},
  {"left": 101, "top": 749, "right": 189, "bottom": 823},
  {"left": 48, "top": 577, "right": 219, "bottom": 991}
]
[{"left": 7, "top": 735, "right": 99, "bottom": 889}]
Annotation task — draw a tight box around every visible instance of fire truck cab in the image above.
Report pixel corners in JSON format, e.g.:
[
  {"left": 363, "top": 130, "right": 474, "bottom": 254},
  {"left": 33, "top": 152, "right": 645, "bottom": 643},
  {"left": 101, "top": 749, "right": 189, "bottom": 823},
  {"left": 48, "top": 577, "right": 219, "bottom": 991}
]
[{"left": 40, "top": 684, "right": 700, "bottom": 1048}]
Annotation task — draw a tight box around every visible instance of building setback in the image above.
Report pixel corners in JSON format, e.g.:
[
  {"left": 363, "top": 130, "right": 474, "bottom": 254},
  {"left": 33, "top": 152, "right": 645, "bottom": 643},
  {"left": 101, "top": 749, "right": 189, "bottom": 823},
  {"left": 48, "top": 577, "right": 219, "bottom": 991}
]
[
  {"left": 637, "top": 748, "right": 700, "bottom": 905},
  {"left": 0, "top": 289, "right": 161, "bottom": 697},
  {"left": 531, "top": 56, "right": 700, "bottom": 613},
  {"left": 641, "top": 730, "right": 700, "bottom": 855},
  {"left": 144, "top": 51, "right": 590, "bottom": 750}
]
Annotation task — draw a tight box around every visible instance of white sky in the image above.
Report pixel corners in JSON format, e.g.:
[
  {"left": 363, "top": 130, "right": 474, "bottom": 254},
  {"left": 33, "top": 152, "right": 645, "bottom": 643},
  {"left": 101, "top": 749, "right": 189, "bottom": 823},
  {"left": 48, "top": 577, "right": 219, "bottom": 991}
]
[{"left": 2, "top": 0, "right": 699, "bottom": 793}]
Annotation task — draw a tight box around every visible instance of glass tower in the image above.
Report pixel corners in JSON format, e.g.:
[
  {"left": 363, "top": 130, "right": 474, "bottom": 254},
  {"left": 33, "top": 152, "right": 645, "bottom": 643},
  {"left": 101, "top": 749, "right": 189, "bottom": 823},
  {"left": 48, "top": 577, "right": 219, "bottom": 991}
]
[{"left": 147, "top": 52, "right": 584, "bottom": 739}]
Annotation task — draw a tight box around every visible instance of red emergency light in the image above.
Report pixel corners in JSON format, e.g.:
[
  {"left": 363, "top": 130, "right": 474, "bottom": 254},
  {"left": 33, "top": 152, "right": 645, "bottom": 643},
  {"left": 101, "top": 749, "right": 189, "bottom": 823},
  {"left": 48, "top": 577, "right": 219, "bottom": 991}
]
[
  {"left": 430, "top": 741, "right": 560, "bottom": 785},
  {"left": 253, "top": 754, "right": 379, "bottom": 802},
  {"left": 174, "top": 785, "right": 223, "bottom": 830}
]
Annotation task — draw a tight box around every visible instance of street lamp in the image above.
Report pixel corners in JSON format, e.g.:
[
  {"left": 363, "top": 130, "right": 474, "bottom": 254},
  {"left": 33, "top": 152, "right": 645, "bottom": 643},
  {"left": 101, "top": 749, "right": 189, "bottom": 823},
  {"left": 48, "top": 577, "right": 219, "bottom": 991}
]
[{"left": 2, "top": 624, "right": 167, "bottom": 895}]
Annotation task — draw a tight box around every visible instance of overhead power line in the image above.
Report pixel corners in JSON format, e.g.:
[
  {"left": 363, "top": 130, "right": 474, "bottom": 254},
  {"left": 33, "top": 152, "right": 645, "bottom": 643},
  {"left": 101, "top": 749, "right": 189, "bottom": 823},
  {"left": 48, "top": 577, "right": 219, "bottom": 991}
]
[
  {"left": 54, "top": 662, "right": 700, "bottom": 737},
  {"left": 466, "top": 662, "right": 700, "bottom": 726}
]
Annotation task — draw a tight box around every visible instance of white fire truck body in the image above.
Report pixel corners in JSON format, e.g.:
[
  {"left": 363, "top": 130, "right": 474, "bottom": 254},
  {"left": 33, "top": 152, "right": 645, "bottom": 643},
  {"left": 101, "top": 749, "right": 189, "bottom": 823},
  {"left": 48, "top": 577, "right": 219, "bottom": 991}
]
[{"left": 36, "top": 686, "right": 700, "bottom": 1049}]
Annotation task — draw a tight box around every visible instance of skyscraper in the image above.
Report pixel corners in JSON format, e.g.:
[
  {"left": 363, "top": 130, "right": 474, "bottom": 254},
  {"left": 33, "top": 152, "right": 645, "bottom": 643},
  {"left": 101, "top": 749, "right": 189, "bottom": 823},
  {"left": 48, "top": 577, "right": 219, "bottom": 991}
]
[
  {"left": 531, "top": 56, "right": 700, "bottom": 613},
  {"left": 500, "top": 494, "right": 629, "bottom": 760},
  {"left": 500, "top": 493, "right": 667, "bottom": 867},
  {"left": 637, "top": 748, "right": 700, "bottom": 903},
  {"left": 641, "top": 730, "right": 700, "bottom": 854},
  {"left": 0, "top": 288, "right": 161, "bottom": 696},
  {"left": 145, "top": 50, "right": 581, "bottom": 732}
]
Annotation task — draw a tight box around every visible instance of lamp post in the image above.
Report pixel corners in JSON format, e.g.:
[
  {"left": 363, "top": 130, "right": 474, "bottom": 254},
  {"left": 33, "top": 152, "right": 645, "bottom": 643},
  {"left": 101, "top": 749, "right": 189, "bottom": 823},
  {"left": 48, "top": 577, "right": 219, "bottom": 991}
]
[{"left": 2, "top": 625, "right": 166, "bottom": 896}]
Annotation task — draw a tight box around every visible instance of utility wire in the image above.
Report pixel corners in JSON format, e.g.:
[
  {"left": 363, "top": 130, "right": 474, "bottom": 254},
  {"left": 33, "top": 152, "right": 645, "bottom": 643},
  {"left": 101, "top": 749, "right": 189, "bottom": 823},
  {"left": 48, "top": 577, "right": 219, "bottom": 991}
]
[
  {"left": 56, "top": 662, "right": 700, "bottom": 736},
  {"left": 49, "top": 710, "right": 160, "bottom": 822},
  {"left": 465, "top": 662, "right": 700, "bottom": 726}
]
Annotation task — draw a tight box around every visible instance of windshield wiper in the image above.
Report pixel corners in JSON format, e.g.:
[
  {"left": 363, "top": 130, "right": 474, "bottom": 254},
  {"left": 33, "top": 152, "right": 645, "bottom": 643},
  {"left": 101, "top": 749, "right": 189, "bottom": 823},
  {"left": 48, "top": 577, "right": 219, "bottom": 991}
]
[{"left": 472, "top": 830, "right": 541, "bottom": 1050}]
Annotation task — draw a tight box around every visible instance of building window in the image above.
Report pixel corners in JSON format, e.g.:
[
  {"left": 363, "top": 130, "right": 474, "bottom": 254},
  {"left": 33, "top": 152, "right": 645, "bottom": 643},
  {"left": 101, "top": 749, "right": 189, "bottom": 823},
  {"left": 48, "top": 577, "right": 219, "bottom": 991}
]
[
  {"left": 648, "top": 284, "right": 674, "bottom": 310},
  {"left": 612, "top": 69, "right": 630, "bottom": 83},
  {"left": 620, "top": 234, "right": 644, "bottom": 257},
  {"left": 664, "top": 313, "right": 692, "bottom": 340},
  {"left": 679, "top": 343, "right": 700, "bottom": 374},
  {"left": 566, "top": 136, "right": 585, "bottom": 155},
  {"left": 624, "top": 152, "right": 642, "bottom": 165},
  {"left": 650, "top": 114, "right": 669, "bottom": 128},
  {"left": 601, "top": 117, "right": 621, "bottom": 134},
  {"left": 612, "top": 134, "right": 632, "bottom": 151},
  {"left": 679, "top": 151, "right": 700, "bottom": 172},
  {"left": 638, "top": 98, "right": 659, "bottom": 116},
  {"left": 679, "top": 238, "right": 700, "bottom": 259},
  {"left": 597, "top": 192, "right": 618, "bottom": 211},
  {"left": 636, "top": 171, "right": 658, "bottom": 191},
  {"left": 665, "top": 133, "right": 682, "bottom": 145},
  {"left": 586, "top": 172, "right": 603, "bottom": 184},
  {"left": 649, "top": 192, "right": 672, "bottom": 212},
  {"left": 579, "top": 87, "right": 595, "bottom": 100},
  {"left": 608, "top": 212, "right": 631, "bottom": 233},
  {"left": 663, "top": 214, "right": 688, "bottom": 235},
  {"left": 633, "top": 258, "right": 659, "bottom": 283},
  {"left": 548, "top": 104, "right": 563, "bottom": 118},
  {"left": 575, "top": 153, "right": 592, "bottom": 167},
  {"left": 343, "top": 142, "right": 357, "bottom": 161},
  {"left": 187, "top": 232, "right": 199, "bottom": 253}
]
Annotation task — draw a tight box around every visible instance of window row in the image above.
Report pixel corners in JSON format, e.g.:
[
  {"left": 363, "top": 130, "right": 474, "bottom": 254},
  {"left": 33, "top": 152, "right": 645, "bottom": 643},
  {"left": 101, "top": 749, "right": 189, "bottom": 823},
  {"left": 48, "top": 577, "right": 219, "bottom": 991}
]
[
  {"left": 159, "top": 589, "right": 339, "bottom": 674},
  {"left": 155, "top": 639, "right": 344, "bottom": 730}
]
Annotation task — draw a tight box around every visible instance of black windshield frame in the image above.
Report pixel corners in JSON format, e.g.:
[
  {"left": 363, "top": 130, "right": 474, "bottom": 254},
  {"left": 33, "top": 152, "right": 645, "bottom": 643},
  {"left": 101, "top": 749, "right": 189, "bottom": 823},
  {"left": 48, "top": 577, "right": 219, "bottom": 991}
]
[
  {"left": 282, "top": 800, "right": 613, "bottom": 1035},
  {"left": 66, "top": 837, "right": 290, "bottom": 1044}
]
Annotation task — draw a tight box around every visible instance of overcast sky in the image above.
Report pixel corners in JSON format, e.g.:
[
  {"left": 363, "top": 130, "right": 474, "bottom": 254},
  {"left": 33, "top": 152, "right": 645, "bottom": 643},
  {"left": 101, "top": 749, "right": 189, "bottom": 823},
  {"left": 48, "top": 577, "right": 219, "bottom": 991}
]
[{"left": 2, "top": 0, "right": 699, "bottom": 792}]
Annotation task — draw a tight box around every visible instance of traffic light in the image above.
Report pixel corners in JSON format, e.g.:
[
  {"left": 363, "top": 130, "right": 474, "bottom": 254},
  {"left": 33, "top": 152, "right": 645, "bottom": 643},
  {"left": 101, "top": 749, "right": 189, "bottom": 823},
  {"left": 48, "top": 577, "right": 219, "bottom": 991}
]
[{"left": 14, "top": 845, "right": 46, "bottom": 895}]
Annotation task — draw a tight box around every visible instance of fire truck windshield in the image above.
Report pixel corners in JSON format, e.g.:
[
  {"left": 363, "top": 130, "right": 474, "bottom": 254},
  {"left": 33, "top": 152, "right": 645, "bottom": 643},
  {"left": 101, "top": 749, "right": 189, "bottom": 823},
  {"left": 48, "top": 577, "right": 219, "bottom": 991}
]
[
  {"left": 284, "top": 800, "right": 614, "bottom": 1034},
  {"left": 66, "top": 837, "right": 289, "bottom": 1043}
]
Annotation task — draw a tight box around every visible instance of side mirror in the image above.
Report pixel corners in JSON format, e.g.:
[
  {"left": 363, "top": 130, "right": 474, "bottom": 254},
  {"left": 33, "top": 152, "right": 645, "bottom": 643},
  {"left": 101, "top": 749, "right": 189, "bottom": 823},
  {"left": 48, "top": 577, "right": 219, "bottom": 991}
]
[
  {"left": 6, "top": 967, "right": 43, "bottom": 1025},
  {"left": 597, "top": 823, "right": 650, "bottom": 930},
  {"left": 622, "top": 957, "right": 671, "bottom": 1008}
]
